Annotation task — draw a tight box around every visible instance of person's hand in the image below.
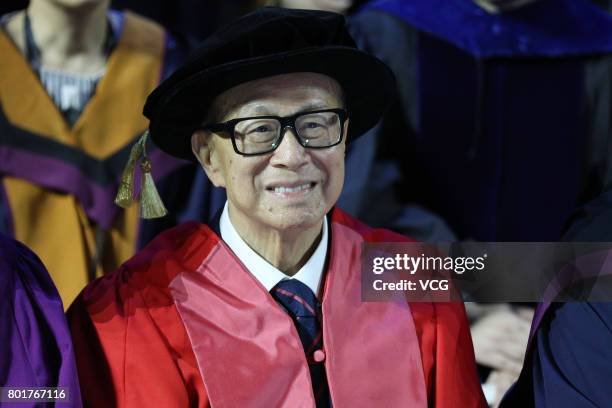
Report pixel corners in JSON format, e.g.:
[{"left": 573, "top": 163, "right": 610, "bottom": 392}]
[
  {"left": 471, "top": 305, "right": 533, "bottom": 375},
  {"left": 482, "top": 369, "right": 519, "bottom": 408}
]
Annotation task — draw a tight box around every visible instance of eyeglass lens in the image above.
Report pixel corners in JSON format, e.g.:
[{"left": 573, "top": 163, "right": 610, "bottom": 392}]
[{"left": 233, "top": 111, "right": 341, "bottom": 154}]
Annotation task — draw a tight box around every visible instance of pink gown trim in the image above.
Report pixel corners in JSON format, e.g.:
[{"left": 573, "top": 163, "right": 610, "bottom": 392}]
[
  {"left": 322, "top": 222, "right": 427, "bottom": 407},
  {"left": 170, "top": 219, "right": 427, "bottom": 407}
]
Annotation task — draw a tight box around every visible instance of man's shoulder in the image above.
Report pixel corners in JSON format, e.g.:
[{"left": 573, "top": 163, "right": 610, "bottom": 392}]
[
  {"left": 331, "top": 207, "right": 418, "bottom": 244},
  {"left": 331, "top": 209, "right": 464, "bottom": 314},
  {"left": 72, "top": 221, "right": 218, "bottom": 312}
]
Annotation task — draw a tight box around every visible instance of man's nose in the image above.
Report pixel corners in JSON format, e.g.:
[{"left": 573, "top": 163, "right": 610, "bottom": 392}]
[{"left": 269, "top": 127, "right": 309, "bottom": 169}]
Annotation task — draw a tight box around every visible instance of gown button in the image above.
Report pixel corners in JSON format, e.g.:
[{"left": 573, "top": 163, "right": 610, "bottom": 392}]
[{"left": 313, "top": 349, "right": 325, "bottom": 363}]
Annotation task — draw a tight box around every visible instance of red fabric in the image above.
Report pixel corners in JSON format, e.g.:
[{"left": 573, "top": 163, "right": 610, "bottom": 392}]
[
  {"left": 67, "top": 223, "right": 211, "bottom": 407},
  {"left": 68, "top": 209, "right": 485, "bottom": 407},
  {"left": 331, "top": 209, "right": 486, "bottom": 408},
  {"left": 409, "top": 302, "right": 487, "bottom": 408}
]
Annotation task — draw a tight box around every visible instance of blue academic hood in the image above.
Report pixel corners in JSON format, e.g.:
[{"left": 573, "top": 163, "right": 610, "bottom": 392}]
[{"left": 362, "top": 0, "right": 612, "bottom": 58}]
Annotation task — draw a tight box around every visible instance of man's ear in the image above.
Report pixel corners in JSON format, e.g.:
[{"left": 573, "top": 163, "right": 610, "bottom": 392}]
[
  {"left": 341, "top": 118, "right": 350, "bottom": 155},
  {"left": 191, "top": 130, "right": 226, "bottom": 188}
]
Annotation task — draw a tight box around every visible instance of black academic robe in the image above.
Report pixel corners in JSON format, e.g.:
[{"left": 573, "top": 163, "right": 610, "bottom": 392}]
[
  {"left": 501, "top": 187, "right": 612, "bottom": 407},
  {"left": 354, "top": 0, "right": 612, "bottom": 241}
]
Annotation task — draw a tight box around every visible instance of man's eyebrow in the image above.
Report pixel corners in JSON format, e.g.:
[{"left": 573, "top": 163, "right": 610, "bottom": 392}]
[
  {"left": 228, "top": 104, "right": 273, "bottom": 117},
  {"left": 296, "top": 101, "right": 330, "bottom": 112}
]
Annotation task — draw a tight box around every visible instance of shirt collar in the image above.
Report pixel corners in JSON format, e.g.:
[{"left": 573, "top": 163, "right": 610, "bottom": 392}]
[{"left": 219, "top": 202, "right": 328, "bottom": 295}]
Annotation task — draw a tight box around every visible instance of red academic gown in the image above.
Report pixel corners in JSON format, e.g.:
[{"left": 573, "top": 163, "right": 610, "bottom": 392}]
[{"left": 68, "top": 208, "right": 485, "bottom": 407}]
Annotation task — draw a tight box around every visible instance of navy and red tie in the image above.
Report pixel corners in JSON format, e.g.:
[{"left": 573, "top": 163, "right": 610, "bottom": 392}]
[{"left": 271, "top": 279, "right": 331, "bottom": 407}]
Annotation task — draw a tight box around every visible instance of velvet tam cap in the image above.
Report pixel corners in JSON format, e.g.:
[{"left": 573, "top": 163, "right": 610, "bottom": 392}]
[{"left": 143, "top": 7, "right": 396, "bottom": 160}]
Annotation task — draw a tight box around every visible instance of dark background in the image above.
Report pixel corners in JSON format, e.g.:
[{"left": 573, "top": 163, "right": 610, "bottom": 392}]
[{"left": 2, "top": 1, "right": 607, "bottom": 41}]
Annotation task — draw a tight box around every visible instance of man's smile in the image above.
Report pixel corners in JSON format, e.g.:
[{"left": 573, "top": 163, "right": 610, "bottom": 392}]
[{"left": 266, "top": 181, "right": 318, "bottom": 197}]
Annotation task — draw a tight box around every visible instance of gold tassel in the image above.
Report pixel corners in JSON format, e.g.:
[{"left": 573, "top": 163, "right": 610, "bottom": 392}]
[
  {"left": 115, "top": 131, "right": 147, "bottom": 208},
  {"left": 139, "top": 157, "right": 168, "bottom": 219},
  {"left": 114, "top": 130, "right": 168, "bottom": 219}
]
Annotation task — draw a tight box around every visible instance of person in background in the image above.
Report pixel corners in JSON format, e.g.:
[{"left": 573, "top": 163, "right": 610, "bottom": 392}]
[
  {"left": 0, "top": 232, "right": 81, "bottom": 407},
  {"left": 501, "top": 186, "right": 612, "bottom": 407},
  {"left": 354, "top": 0, "right": 612, "bottom": 242},
  {"left": 67, "top": 8, "right": 486, "bottom": 407},
  {"left": 0, "top": 0, "right": 224, "bottom": 307}
]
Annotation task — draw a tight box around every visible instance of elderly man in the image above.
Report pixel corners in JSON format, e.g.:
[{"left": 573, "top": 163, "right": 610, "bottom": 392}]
[{"left": 68, "top": 7, "right": 485, "bottom": 407}]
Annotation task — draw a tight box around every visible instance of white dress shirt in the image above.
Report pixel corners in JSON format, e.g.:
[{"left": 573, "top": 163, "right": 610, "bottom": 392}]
[{"left": 219, "top": 202, "right": 328, "bottom": 296}]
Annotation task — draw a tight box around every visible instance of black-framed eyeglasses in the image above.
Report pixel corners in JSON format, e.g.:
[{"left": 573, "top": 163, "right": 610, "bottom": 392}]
[{"left": 202, "top": 108, "right": 347, "bottom": 156}]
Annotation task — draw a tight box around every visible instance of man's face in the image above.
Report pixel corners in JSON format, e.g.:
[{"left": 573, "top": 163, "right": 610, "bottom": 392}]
[{"left": 192, "top": 72, "right": 347, "bottom": 233}]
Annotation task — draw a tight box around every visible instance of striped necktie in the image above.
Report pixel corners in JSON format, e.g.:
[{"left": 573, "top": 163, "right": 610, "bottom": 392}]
[{"left": 271, "top": 279, "right": 331, "bottom": 407}]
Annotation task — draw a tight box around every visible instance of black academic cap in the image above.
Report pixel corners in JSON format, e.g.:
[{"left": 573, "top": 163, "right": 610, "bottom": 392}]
[{"left": 143, "top": 6, "right": 396, "bottom": 160}]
